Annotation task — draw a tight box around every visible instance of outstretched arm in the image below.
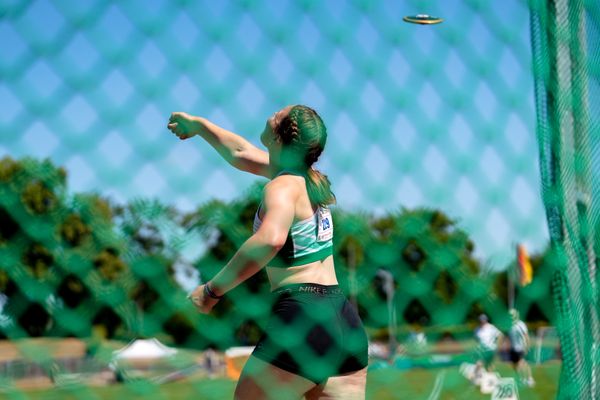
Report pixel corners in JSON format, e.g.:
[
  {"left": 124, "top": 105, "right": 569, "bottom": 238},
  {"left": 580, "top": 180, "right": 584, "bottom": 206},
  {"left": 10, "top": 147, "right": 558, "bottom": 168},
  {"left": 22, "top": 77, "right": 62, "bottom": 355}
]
[
  {"left": 168, "top": 112, "right": 270, "bottom": 178},
  {"left": 188, "top": 178, "right": 295, "bottom": 312}
]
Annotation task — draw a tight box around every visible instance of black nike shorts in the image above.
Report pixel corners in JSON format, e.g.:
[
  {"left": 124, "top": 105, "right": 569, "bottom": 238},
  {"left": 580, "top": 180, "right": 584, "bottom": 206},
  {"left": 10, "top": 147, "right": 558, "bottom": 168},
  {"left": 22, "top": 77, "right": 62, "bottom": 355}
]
[
  {"left": 509, "top": 349, "right": 525, "bottom": 364},
  {"left": 251, "top": 283, "right": 369, "bottom": 384}
]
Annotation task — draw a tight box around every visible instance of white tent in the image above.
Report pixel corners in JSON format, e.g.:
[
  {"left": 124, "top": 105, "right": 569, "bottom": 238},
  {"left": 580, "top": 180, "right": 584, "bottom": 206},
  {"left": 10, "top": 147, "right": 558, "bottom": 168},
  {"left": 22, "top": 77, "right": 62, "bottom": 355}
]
[{"left": 112, "top": 338, "right": 177, "bottom": 360}]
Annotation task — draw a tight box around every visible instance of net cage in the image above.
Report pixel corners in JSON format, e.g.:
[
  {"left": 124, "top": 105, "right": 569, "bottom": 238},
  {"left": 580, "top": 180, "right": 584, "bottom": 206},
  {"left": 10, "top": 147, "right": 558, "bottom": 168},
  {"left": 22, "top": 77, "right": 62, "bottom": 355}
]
[
  {"left": 0, "top": 0, "right": 598, "bottom": 398},
  {"left": 530, "top": 0, "right": 600, "bottom": 398}
]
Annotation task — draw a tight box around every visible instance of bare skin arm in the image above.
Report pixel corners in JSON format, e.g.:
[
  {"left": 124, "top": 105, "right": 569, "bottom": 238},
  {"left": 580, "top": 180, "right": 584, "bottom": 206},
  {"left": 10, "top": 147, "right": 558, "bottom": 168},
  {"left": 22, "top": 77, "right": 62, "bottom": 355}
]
[
  {"left": 168, "top": 112, "right": 270, "bottom": 177},
  {"left": 188, "top": 177, "right": 295, "bottom": 312}
]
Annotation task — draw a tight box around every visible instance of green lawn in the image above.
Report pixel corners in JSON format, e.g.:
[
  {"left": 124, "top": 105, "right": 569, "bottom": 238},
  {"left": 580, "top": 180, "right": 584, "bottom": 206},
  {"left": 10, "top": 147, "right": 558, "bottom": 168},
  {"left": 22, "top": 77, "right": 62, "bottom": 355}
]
[
  {"left": 11, "top": 361, "right": 560, "bottom": 400},
  {"left": 367, "top": 361, "right": 559, "bottom": 399}
]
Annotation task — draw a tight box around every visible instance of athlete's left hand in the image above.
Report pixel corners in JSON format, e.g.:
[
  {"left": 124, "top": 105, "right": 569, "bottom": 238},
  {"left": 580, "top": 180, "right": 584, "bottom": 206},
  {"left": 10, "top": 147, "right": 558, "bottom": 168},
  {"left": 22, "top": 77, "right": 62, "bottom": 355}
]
[{"left": 187, "top": 284, "right": 220, "bottom": 314}]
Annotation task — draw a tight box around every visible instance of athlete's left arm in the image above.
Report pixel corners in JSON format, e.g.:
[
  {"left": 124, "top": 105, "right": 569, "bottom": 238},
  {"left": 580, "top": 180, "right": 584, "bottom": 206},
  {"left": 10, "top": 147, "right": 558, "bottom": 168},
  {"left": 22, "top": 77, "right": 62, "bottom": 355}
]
[{"left": 206, "top": 179, "right": 295, "bottom": 297}]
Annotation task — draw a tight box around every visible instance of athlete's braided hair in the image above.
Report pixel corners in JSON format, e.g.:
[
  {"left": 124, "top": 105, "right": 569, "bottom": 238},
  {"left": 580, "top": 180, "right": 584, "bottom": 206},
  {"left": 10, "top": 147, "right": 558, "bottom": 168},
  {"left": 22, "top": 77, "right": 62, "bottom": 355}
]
[{"left": 275, "top": 105, "right": 335, "bottom": 206}]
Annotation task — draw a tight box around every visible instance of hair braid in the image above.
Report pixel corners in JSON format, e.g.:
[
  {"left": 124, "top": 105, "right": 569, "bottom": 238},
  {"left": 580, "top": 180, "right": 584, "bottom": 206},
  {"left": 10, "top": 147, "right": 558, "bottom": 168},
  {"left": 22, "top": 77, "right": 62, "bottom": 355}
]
[
  {"left": 274, "top": 105, "right": 335, "bottom": 206},
  {"left": 279, "top": 107, "right": 300, "bottom": 146}
]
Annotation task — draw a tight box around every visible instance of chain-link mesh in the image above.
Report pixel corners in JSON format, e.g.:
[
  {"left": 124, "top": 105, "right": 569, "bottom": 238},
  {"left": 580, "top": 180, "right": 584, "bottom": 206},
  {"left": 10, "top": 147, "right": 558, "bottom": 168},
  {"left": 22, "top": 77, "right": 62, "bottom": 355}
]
[
  {"left": 530, "top": 0, "right": 600, "bottom": 398},
  {"left": 0, "top": 0, "right": 597, "bottom": 398}
]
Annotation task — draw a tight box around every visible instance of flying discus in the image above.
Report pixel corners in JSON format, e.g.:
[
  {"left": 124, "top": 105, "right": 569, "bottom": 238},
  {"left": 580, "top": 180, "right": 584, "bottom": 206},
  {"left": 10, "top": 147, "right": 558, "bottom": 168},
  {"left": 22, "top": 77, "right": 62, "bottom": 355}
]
[{"left": 403, "top": 14, "right": 443, "bottom": 25}]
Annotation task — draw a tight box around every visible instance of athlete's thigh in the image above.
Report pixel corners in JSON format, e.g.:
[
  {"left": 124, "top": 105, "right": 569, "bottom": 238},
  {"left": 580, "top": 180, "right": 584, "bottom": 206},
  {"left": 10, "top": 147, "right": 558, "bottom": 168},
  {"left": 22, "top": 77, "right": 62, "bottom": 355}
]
[
  {"left": 234, "top": 355, "right": 317, "bottom": 400},
  {"left": 305, "top": 367, "right": 368, "bottom": 400}
]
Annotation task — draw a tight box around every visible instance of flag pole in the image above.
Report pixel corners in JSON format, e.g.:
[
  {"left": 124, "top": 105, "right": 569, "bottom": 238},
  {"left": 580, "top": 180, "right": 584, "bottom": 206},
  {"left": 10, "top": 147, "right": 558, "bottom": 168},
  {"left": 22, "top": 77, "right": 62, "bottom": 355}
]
[
  {"left": 508, "top": 261, "right": 515, "bottom": 310},
  {"left": 509, "top": 242, "right": 518, "bottom": 310}
]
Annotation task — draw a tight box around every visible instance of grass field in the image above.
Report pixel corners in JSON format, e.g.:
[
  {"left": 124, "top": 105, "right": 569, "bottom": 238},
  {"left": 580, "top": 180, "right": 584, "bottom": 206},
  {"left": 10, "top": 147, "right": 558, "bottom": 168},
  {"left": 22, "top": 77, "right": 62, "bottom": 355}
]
[
  {"left": 366, "top": 361, "right": 559, "bottom": 399},
  {"left": 11, "top": 361, "right": 560, "bottom": 400}
]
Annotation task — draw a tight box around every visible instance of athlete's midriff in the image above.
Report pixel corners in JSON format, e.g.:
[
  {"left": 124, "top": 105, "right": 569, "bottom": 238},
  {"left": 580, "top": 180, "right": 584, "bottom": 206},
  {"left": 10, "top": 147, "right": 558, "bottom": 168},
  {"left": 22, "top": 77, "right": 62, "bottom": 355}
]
[{"left": 266, "top": 255, "right": 338, "bottom": 291}]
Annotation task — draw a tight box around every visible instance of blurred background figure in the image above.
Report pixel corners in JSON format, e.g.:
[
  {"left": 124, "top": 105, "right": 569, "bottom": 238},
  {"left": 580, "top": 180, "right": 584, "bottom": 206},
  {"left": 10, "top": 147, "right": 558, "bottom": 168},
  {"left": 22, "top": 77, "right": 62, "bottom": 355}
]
[
  {"left": 473, "top": 314, "right": 502, "bottom": 383},
  {"left": 508, "top": 309, "right": 535, "bottom": 387},
  {"left": 405, "top": 320, "right": 428, "bottom": 356}
]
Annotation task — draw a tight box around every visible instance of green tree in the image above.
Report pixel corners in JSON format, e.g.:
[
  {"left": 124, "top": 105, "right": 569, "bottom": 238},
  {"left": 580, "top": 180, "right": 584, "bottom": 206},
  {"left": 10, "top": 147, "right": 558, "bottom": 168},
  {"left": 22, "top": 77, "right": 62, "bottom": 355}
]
[
  {"left": 184, "top": 183, "right": 269, "bottom": 348},
  {"left": 0, "top": 157, "right": 130, "bottom": 339},
  {"left": 112, "top": 198, "right": 201, "bottom": 345},
  {"left": 332, "top": 209, "right": 375, "bottom": 296},
  {"left": 368, "top": 208, "right": 485, "bottom": 333},
  {"left": 0, "top": 157, "right": 66, "bottom": 338}
]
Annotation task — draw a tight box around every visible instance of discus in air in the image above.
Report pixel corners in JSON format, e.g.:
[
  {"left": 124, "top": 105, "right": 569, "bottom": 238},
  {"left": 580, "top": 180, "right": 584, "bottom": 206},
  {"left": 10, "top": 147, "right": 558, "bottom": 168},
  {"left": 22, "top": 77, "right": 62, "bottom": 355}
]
[{"left": 403, "top": 14, "right": 443, "bottom": 25}]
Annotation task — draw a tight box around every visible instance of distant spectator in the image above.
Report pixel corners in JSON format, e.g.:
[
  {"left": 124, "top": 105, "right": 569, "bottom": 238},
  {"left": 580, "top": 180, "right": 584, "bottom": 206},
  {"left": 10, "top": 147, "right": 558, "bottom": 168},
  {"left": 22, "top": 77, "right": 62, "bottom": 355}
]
[
  {"left": 473, "top": 314, "right": 502, "bottom": 381},
  {"left": 508, "top": 309, "right": 535, "bottom": 387},
  {"left": 406, "top": 327, "right": 428, "bottom": 355}
]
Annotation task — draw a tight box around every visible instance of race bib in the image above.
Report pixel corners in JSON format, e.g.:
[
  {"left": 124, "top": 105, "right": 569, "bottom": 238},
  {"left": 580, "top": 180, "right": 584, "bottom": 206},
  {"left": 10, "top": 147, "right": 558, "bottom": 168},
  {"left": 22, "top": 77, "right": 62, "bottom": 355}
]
[
  {"left": 317, "top": 207, "right": 333, "bottom": 242},
  {"left": 492, "top": 377, "right": 518, "bottom": 400}
]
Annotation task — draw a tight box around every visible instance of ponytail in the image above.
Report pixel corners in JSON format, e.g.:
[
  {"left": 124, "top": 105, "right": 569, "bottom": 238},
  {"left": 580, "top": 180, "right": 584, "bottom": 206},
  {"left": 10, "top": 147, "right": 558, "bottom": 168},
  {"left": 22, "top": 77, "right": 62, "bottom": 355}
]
[
  {"left": 306, "top": 168, "right": 336, "bottom": 206},
  {"left": 275, "top": 105, "right": 335, "bottom": 206}
]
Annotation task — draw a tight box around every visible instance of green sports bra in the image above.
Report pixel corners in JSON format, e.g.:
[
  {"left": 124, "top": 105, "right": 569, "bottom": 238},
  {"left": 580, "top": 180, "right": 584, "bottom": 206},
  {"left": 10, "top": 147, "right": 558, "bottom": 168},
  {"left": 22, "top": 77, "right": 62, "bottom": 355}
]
[
  {"left": 253, "top": 204, "right": 334, "bottom": 267},
  {"left": 253, "top": 173, "right": 334, "bottom": 268}
]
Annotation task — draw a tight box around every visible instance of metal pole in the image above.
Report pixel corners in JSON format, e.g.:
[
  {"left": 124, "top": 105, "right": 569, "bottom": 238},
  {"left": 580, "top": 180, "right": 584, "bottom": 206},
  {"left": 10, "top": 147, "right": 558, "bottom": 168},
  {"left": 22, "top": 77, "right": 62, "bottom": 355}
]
[
  {"left": 508, "top": 265, "right": 515, "bottom": 310},
  {"left": 377, "top": 269, "right": 396, "bottom": 360}
]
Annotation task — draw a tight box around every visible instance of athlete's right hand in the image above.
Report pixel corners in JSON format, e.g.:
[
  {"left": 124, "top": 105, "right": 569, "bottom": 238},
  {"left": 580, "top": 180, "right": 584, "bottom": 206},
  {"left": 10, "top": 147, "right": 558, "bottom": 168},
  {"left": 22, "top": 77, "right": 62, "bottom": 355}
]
[{"left": 167, "top": 112, "right": 203, "bottom": 140}]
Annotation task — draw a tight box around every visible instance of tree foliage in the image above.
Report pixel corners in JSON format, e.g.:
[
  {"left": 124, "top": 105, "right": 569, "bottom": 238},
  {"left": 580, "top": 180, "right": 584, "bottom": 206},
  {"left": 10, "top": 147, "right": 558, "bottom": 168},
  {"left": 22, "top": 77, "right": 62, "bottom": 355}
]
[
  {"left": 0, "top": 156, "right": 559, "bottom": 351},
  {"left": 0, "top": 158, "right": 138, "bottom": 340}
]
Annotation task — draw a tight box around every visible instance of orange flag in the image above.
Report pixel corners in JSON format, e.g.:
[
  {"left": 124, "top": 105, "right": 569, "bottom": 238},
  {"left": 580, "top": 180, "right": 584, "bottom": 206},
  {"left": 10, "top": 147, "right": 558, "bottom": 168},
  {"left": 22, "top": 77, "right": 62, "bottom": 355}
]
[{"left": 517, "top": 244, "right": 533, "bottom": 286}]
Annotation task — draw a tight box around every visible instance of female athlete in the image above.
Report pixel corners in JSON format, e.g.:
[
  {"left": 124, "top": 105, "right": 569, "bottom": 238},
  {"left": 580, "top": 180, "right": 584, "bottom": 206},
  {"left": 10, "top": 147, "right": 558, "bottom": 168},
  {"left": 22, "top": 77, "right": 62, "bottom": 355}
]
[{"left": 167, "top": 105, "right": 368, "bottom": 399}]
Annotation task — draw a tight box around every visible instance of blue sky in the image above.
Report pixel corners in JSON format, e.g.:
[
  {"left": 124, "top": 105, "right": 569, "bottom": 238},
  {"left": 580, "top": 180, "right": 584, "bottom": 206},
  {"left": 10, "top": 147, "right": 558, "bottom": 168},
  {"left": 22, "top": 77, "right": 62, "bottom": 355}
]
[{"left": 0, "top": 0, "right": 554, "bottom": 269}]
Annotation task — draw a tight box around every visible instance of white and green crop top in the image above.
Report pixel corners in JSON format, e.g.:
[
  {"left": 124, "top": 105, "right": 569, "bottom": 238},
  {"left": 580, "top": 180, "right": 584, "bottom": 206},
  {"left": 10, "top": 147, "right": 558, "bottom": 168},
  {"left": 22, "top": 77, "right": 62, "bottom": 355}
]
[{"left": 253, "top": 201, "right": 334, "bottom": 268}]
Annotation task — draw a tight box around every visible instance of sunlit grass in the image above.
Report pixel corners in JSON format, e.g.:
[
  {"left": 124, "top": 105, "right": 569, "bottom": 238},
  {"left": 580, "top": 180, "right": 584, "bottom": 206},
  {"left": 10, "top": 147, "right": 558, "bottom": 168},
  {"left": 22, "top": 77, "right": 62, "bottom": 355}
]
[{"left": 18, "top": 361, "right": 559, "bottom": 400}]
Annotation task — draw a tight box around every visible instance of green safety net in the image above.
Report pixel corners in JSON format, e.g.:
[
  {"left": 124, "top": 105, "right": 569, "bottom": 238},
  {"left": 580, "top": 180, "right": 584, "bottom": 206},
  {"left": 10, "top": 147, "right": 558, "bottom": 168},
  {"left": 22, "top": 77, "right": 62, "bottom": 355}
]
[
  {"left": 0, "top": 0, "right": 598, "bottom": 398},
  {"left": 530, "top": 0, "right": 600, "bottom": 398}
]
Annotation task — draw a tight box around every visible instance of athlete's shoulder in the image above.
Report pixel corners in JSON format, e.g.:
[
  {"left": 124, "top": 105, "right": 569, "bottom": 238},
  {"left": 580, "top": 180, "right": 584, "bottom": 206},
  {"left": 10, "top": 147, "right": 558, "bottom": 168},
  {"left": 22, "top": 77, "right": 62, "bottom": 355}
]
[
  {"left": 267, "top": 174, "right": 302, "bottom": 192},
  {"left": 264, "top": 175, "right": 299, "bottom": 201}
]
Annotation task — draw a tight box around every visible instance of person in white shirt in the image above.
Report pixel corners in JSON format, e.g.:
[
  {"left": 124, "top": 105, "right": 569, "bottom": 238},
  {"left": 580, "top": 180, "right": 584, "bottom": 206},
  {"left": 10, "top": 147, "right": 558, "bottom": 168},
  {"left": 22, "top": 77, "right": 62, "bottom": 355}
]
[
  {"left": 508, "top": 309, "right": 535, "bottom": 387},
  {"left": 473, "top": 314, "right": 502, "bottom": 380}
]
